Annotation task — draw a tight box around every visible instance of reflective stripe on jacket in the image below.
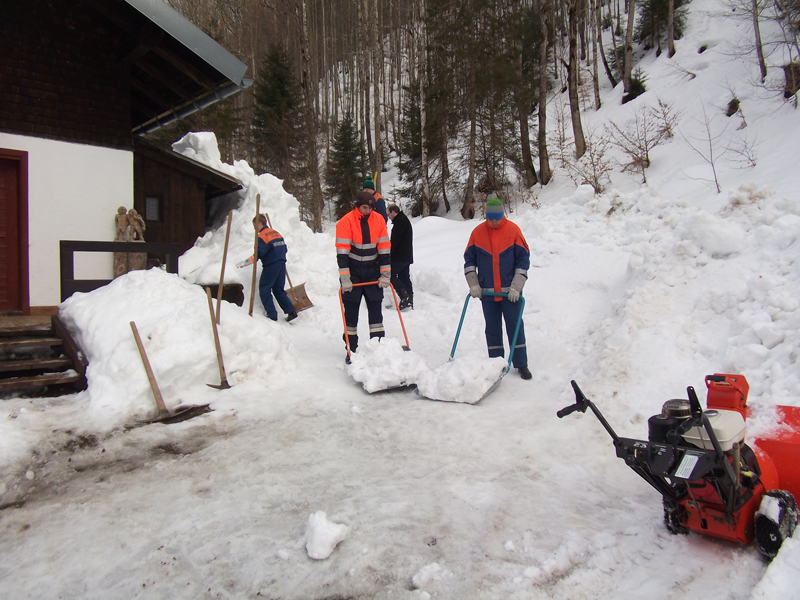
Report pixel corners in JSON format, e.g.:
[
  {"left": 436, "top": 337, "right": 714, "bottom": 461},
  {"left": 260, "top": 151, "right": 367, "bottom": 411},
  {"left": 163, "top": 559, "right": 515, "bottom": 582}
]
[
  {"left": 335, "top": 208, "right": 391, "bottom": 283},
  {"left": 464, "top": 217, "right": 529, "bottom": 300}
]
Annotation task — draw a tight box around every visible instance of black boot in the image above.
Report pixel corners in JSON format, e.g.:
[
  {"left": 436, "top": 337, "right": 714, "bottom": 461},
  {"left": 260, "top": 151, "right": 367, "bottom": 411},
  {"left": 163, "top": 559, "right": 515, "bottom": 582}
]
[
  {"left": 518, "top": 366, "right": 532, "bottom": 380},
  {"left": 286, "top": 311, "right": 298, "bottom": 322}
]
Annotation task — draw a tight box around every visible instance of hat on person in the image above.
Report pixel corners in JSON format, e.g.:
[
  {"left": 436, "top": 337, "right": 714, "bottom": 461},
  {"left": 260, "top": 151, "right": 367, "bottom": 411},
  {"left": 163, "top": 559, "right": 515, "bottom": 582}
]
[
  {"left": 363, "top": 177, "right": 375, "bottom": 190},
  {"left": 486, "top": 197, "right": 504, "bottom": 219},
  {"left": 355, "top": 190, "right": 376, "bottom": 208}
]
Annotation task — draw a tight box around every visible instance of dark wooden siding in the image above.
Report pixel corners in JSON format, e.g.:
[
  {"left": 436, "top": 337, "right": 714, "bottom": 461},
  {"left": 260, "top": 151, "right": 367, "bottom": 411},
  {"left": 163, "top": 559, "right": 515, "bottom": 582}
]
[
  {"left": 133, "top": 154, "right": 206, "bottom": 253},
  {"left": 0, "top": 0, "right": 132, "bottom": 149}
]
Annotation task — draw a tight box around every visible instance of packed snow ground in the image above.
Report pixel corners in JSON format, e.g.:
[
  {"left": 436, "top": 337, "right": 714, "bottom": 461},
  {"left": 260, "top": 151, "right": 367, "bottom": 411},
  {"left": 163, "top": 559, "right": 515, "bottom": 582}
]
[{"left": 2, "top": 0, "right": 800, "bottom": 597}]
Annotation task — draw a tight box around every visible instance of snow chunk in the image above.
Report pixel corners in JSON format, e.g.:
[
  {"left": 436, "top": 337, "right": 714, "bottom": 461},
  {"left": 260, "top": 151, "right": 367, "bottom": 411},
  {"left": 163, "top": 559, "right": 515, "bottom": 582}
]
[
  {"left": 304, "top": 511, "right": 348, "bottom": 560},
  {"left": 411, "top": 562, "right": 450, "bottom": 590}
]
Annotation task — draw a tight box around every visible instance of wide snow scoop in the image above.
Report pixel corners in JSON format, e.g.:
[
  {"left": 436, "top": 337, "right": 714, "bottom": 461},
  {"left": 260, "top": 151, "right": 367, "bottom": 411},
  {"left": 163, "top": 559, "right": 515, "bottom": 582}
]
[
  {"left": 265, "top": 212, "right": 313, "bottom": 312},
  {"left": 130, "top": 321, "right": 211, "bottom": 424},
  {"left": 448, "top": 291, "right": 525, "bottom": 402},
  {"left": 339, "top": 281, "right": 414, "bottom": 392}
]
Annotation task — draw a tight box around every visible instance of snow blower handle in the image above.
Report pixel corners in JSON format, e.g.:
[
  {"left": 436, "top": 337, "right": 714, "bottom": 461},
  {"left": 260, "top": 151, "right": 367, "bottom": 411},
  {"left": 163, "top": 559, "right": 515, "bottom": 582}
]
[{"left": 557, "top": 380, "right": 590, "bottom": 418}]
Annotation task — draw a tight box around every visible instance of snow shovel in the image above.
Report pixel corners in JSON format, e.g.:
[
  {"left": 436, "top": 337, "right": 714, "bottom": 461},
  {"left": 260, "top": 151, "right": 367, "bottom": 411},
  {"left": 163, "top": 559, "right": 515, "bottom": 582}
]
[
  {"left": 265, "top": 212, "right": 313, "bottom": 312},
  {"left": 130, "top": 321, "right": 212, "bottom": 424},
  {"left": 448, "top": 291, "right": 525, "bottom": 401},
  {"left": 339, "top": 281, "right": 415, "bottom": 393},
  {"left": 205, "top": 287, "right": 231, "bottom": 390}
]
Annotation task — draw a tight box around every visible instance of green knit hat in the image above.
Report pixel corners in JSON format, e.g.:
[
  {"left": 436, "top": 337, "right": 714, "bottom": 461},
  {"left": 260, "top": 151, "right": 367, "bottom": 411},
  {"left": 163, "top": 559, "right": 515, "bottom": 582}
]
[
  {"left": 486, "top": 197, "right": 504, "bottom": 219},
  {"left": 363, "top": 177, "right": 375, "bottom": 190}
]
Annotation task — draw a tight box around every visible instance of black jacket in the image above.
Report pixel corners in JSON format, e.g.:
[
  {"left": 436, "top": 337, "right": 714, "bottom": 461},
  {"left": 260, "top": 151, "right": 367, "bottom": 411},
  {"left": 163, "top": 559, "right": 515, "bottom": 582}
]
[{"left": 390, "top": 211, "right": 413, "bottom": 264}]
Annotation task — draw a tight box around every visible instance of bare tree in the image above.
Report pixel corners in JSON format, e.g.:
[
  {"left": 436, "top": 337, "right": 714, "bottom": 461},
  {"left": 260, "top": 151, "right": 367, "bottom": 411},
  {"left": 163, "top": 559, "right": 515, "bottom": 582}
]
[
  {"left": 567, "top": 0, "right": 587, "bottom": 158},
  {"left": 567, "top": 127, "right": 613, "bottom": 192},
  {"left": 607, "top": 102, "right": 675, "bottom": 183},
  {"left": 680, "top": 104, "right": 729, "bottom": 194}
]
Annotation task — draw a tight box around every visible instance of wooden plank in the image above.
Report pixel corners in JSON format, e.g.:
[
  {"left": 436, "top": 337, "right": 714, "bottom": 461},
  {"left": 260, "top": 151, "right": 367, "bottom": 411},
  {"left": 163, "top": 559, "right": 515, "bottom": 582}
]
[
  {"left": 0, "top": 371, "right": 80, "bottom": 394},
  {"left": 0, "top": 357, "right": 71, "bottom": 373},
  {"left": 0, "top": 337, "right": 62, "bottom": 351},
  {"left": 51, "top": 315, "right": 88, "bottom": 380}
]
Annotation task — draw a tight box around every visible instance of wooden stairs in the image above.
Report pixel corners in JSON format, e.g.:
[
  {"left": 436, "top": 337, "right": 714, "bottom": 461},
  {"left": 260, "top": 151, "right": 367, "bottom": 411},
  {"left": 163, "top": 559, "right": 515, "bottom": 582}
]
[{"left": 0, "top": 314, "right": 88, "bottom": 397}]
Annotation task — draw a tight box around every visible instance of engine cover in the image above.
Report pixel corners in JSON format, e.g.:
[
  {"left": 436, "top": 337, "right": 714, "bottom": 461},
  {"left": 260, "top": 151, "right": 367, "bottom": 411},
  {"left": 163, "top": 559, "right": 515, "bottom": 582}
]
[{"left": 682, "top": 409, "right": 746, "bottom": 452}]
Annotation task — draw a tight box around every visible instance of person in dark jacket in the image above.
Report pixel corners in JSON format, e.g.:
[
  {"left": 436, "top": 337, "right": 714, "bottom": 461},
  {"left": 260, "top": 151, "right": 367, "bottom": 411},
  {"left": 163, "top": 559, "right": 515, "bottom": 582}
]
[
  {"left": 237, "top": 215, "right": 297, "bottom": 322},
  {"left": 363, "top": 177, "right": 388, "bottom": 223},
  {"left": 336, "top": 190, "right": 391, "bottom": 361},
  {"left": 463, "top": 198, "right": 531, "bottom": 380},
  {"left": 387, "top": 204, "right": 414, "bottom": 310}
]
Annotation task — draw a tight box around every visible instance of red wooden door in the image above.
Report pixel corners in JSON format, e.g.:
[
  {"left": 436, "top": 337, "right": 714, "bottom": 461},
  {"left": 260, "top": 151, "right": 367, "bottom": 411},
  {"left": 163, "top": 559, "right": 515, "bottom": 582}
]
[{"left": 0, "top": 158, "right": 20, "bottom": 311}]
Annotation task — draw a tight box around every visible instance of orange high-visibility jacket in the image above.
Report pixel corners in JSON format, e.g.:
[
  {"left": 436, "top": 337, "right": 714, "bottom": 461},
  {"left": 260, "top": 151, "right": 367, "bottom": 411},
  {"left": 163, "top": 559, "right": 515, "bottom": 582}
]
[{"left": 335, "top": 208, "right": 391, "bottom": 284}]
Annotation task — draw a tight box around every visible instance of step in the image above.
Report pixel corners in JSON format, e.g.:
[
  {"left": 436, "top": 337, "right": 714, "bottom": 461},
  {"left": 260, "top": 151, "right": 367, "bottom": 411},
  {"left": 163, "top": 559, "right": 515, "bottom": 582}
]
[
  {"left": 0, "top": 337, "right": 63, "bottom": 352},
  {"left": 0, "top": 371, "right": 81, "bottom": 395},
  {"left": 0, "top": 316, "right": 53, "bottom": 337},
  {"left": 0, "top": 357, "right": 72, "bottom": 373}
]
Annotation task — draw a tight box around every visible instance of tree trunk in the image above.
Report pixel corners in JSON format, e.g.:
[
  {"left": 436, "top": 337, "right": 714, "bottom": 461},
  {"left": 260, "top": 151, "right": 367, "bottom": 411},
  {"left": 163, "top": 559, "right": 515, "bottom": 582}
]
[
  {"left": 418, "top": 0, "right": 431, "bottom": 217},
  {"left": 623, "top": 0, "right": 636, "bottom": 94},
  {"left": 596, "top": 0, "right": 618, "bottom": 87},
  {"left": 752, "top": 0, "right": 767, "bottom": 82},
  {"left": 372, "top": 0, "right": 382, "bottom": 189},
  {"left": 591, "top": 0, "right": 601, "bottom": 109},
  {"left": 299, "top": 0, "right": 324, "bottom": 232},
  {"left": 667, "top": 0, "right": 675, "bottom": 57},
  {"left": 538, "top": 0, "right": 552, "bottom": 185},
  {"left": 463, "top": 54, "right": 478, "bottom": 218},
  {"left": 568, "top": 0, "right": 587, "bottom": 158}
]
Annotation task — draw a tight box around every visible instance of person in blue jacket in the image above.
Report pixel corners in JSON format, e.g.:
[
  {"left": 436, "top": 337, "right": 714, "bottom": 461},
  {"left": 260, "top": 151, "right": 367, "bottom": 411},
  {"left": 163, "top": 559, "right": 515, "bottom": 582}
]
[
  {"left": 237, "top": 215, "right": 297, "bottom": 322},
  {"left": 463, "top": 198, "right": 531, "bottom": 380}
]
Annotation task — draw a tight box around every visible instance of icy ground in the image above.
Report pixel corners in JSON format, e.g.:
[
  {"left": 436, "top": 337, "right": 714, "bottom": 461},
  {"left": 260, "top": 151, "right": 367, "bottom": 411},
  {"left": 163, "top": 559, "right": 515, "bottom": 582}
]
[{"left": 3, "top": 0, "right": 800, "bottom": 597}]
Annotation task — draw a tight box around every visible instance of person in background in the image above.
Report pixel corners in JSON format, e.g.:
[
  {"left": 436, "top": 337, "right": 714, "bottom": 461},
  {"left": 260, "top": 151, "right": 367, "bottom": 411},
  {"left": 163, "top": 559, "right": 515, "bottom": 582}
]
[
  {"left": 336, "top": 190, "right": 391, "bottom": 362},
  {"left": 463, "top": 198, "right": 531, "bottom": 380},
  {"left": 387, "top": 203, "right": 414, "bottom": 310},
  {"left": 237, "top": 215, "right": 298, "bottom": 322},
  {"left": 363, "top": 177, "right": 388, "bottom": 223}
]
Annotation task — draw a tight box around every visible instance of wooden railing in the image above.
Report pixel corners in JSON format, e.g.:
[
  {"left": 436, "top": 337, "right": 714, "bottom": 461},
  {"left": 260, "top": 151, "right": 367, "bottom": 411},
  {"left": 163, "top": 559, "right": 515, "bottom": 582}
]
[{"left": 59, "top": 240, "right": 182, "bottom": 301}]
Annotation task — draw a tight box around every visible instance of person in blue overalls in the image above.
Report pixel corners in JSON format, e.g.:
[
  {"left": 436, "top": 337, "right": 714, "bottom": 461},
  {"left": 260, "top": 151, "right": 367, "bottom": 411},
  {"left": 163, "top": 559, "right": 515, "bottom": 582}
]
[{"left": 237, "top": 215, "right": 297, "bottom": 322}]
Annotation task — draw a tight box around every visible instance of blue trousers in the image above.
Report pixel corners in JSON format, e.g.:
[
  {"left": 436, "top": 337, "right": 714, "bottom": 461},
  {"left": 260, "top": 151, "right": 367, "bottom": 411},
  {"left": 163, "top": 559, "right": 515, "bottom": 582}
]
[
  {"left": 259, "top": 261, "right": 295, "bottom": 320},
  {"left": 481, "top": 298, "right": 527, "bottom": 368}
]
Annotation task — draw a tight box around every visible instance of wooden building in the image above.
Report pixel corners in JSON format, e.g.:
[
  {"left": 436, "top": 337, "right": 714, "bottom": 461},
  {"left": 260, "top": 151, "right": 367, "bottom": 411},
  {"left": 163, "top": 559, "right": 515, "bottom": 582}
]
[{"left": 0, "top": 0, "right": 250, "bottom": 315}]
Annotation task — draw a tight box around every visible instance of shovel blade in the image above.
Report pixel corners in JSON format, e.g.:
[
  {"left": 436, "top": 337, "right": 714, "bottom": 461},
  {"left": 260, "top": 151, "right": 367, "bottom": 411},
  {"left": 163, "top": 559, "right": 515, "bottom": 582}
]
[
  {"left": 207, "top": 379, "right": 232, "bottom": 390},
  {"left": 287, "top": 283, "right": 313, "bottom": 312}
]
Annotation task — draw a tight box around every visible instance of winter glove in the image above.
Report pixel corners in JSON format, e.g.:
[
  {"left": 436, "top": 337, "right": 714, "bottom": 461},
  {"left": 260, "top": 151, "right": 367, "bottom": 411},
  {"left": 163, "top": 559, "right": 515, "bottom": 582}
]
[
  {"left": 236, "top": 258, "right": 252, "bottom": 268},
  {"left": 378, "top": 273, "right": 391, "bottom": 288},
  {"left": 340, "top": 272, "right": 353, "bottom": 293},
  {"left": 507, "top": 273, "right": 526, "bottom": 303},
  {"left": 466, "top": 271, "right": 482, "bottom": 298}
]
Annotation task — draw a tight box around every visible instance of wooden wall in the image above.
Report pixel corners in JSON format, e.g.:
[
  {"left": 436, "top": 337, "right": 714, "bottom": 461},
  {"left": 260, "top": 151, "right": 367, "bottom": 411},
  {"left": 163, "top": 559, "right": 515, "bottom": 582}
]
[
  {"left": 133, "top": 154, "right": 207, "bottom": 253},
  {"left": 0, "top": 0, "right": 131, "bottom": 150}
]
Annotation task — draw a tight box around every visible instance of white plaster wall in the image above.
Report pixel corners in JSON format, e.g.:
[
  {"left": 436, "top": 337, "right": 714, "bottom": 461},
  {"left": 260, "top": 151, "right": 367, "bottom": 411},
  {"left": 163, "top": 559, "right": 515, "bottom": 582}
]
[{"left": 0, "top": 132, "right": 133, "bottom": 307}]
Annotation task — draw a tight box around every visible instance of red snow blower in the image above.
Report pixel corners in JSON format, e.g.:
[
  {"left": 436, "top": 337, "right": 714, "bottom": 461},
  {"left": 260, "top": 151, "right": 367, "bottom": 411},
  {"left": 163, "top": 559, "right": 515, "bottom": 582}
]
[{"left": 558, "top": 374, "right": 800, "bottom": 559}]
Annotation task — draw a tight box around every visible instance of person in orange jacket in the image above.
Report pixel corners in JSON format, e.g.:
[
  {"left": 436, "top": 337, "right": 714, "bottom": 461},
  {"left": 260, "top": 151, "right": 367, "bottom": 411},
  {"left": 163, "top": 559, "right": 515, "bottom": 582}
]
[
  {"left": 336, "top": 190, "right": 391, "bottom": 362},
  {"left": 464, "top": 198, "right": 531, "bottom": 380}
]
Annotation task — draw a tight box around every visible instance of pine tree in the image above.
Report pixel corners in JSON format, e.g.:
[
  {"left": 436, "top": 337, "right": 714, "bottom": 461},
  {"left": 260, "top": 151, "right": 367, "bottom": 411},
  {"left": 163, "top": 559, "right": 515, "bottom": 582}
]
[
  {"left": 326, "top": 114, "right": 364, "bottom": 219},
  {"left": 635, "top": 0, "right": 691, "bottom": 54},
  {"left": 252, "top": 44, "right": 304, "bottom": 189}
]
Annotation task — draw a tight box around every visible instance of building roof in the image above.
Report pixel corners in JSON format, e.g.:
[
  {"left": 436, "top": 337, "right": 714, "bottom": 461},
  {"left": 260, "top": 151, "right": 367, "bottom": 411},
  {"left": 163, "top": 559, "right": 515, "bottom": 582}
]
[{"left": 85, "top": 0, "right": 252, "bottom": 134}]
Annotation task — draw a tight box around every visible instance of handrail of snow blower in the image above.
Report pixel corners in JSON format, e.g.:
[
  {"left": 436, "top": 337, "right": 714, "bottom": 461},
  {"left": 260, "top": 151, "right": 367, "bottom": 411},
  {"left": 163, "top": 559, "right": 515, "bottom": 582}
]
[
  {"left": 338, "top": 281, "right": 410, "bottom": 359},
  {"left": 557, "top": 381, "right": 621, "bottom": 445},
  {"left": 449, "top": 292, "right": 525, "bottom": 375}
]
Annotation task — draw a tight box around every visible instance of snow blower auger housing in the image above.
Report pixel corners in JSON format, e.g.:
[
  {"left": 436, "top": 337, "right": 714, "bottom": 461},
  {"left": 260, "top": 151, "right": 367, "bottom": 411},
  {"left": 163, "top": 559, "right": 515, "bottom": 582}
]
[{"left": 558, "top": 375, "right": 800, "bottom": 559}]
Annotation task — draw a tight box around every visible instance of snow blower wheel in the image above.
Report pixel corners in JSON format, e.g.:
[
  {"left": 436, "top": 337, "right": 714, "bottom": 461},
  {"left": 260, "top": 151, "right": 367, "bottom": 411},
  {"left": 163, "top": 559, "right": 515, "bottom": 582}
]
[{"left": 755, "top": 489, "right": 799, "bottom": 560}]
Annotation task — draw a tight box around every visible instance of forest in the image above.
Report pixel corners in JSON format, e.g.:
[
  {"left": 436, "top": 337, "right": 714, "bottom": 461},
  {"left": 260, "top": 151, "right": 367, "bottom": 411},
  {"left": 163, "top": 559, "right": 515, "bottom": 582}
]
[{"left": 153, "top": 0, "right": 800, "bottom": 231}]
